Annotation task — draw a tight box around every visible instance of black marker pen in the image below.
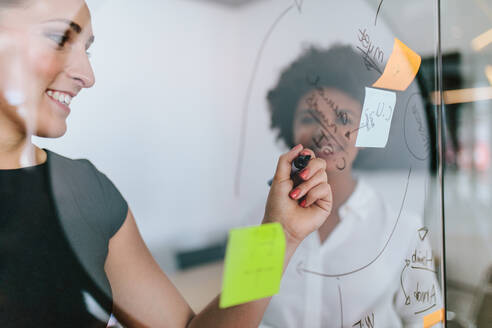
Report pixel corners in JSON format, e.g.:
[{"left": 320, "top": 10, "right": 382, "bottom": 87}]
[{"left": 268, "top": 154, "right": 311, "bottom": 186}]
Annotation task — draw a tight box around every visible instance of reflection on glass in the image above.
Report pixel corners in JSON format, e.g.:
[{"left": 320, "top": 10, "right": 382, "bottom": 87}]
[
  {"left": 0, "top": 0, "right": 464, "bottom": 326},
  {"left": 258, "top": 45, "right": 441, "bottom": 327}
]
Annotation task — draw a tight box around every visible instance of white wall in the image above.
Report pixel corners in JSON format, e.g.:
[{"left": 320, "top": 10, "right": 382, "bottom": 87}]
[{"left": 37, "top": 0, "right": 243, "bottom": 263}]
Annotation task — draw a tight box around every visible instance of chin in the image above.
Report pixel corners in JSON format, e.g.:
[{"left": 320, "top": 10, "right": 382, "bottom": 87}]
[
  {"left": 35, "top": 123, "right": 67, "bottom": 138},
  {"left": 324, "top": 157, "right": 350, "bottom": 173}
]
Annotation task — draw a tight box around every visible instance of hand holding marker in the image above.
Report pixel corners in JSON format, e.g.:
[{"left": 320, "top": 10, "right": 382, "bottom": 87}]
[
  {"left": 289, "top": 154, "right": 311, "bottom": 186},
  {"left": 269, "top": 154, "right": 311, "bottom": 205},
  {"left": 221, "top": 145, "right": 332, "bottom": 309}
]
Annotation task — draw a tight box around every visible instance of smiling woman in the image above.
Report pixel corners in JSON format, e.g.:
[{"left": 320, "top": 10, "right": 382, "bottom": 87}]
[
  {"left": 0, "top": 0, "right": 94, "bottom": 144},
  {"left": 0, "top": 1, "right": 333, "bottom": 327}
]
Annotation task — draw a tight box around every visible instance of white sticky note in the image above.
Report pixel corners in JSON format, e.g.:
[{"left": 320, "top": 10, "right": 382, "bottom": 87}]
[{"left": 355, "top": 87, "right": 397, "bottom": 148}]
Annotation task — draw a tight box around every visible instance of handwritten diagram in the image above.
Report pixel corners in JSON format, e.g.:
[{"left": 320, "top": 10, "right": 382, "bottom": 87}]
[
  {"left": 399, "top": 227, "right": 439, "bottom": 315},
  {"left": 230, "top": 0, "right": 437, "bottom": 325},
  {"left": 355, "top": 87, "right": 397, "bottom": 148},
  {"left": 353, "top": 313, "right": 375, "bottom": 328},
  {"left": 357, "top": 28, "right": 384, "bottom": 74},
  {"left": 296, "top": 167, "right": 412, "bottom": 278},
  {"left": 404, "top": 92, "right": 431, "bottom": 161}
]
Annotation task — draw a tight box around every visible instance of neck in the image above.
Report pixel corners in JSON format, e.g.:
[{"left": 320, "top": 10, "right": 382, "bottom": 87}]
[
  {"left": 0, "top": 115, "right": 45, "bottom": 169},
  {"left": 327, "top": 168, "right": 357, "bottom": 212},
  {"left": 317, "top": 167, "right": 357, "bottom": 243}
]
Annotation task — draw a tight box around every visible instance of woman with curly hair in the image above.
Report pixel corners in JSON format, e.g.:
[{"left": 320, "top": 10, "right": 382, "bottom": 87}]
[{"left": 261, "top": 45, "right": 440, "bottom": 327}]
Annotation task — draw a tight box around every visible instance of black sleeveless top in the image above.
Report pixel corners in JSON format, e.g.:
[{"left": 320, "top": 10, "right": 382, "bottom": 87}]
[{"left": 0, "top": 151, "right": 128, "bottom": 327}]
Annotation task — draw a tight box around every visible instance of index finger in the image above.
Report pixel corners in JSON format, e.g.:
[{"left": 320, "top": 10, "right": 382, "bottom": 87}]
[{"left": 273, "top": 144, "right": 304, "bottom": 182}]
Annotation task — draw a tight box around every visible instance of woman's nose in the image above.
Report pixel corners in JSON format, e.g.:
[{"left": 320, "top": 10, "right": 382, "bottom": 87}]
[{"left": 65, "top": 50, "right": 95, "bottom": 88}]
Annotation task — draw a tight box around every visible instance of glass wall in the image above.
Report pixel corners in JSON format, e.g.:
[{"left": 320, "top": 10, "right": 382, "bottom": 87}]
[
  {"left": 440, "top": 0, "right": 492, "bottom": 327},
  {"left": 0, "top": 0, "right": 464, "bottom": 327}
]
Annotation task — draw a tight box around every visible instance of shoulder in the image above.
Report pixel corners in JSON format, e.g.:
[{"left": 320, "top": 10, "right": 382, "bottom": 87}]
[
  {"left": 352, "top": 178, "right": 423, "bottom": 234},
  {"left": 344, "top": 178, "right": 382, "bottom": 216},
  {"left": 45, "top": 149, "right": 94, "bottom": 172},
  {"left": 46, "top": 149, "right": 129, "bottom": 240}
]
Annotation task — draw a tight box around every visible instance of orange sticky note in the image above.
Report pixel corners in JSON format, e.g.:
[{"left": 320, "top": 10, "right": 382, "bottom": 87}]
[
  {"left": 372, "top": 38, "right": 421, "bottom": 91},
  {"left": 423, "top": 308, "right": 445, "bottom": 328}
]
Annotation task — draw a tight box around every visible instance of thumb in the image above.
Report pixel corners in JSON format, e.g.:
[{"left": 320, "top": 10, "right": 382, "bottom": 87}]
[{"left": 272, "top": 144, "right": 304, "bottom": 183}]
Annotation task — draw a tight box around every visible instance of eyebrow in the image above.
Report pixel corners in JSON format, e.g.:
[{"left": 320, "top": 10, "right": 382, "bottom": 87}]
[
  {"left": 336, "top": 108, "right": 358, "bottom": 117},
  {"left": 44, "top": 18, "right": 95, "bottom": 48},
  {"left": 301, "top": 107, "right": 358, "bottom": 118},
  {"left": 44, "top": 19, "right": 82, "bottom": 33}
]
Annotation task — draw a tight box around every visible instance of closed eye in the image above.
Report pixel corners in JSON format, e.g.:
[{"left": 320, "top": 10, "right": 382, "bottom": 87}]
[
  {"left": 336, "top": 115, "right": 352, "bottom": 125},
  {"left": 46, "top": 32, "right": 70, "bottom": 48},
  {"left": 300, "top": 116, "right": 316, "bottom": 124}
]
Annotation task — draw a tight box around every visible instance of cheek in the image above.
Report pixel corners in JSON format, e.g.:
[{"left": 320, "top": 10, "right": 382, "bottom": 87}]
[
  {"left": 24, "top": 44, "right": 66, "bottom": 137},
  {"left": 293, "top": 124, "right": 315, "bottom": 145},
  {"left": 26, "top": 43, "right": 63, "bottom": 88}
]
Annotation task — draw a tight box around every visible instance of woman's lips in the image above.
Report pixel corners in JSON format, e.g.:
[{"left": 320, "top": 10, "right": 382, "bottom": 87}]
[
  {"left": 321, "top": 144, "right": 334, "bottom": 156},
  {"left": 46, "top": 93, "right": 70, "bottom": 114},
  {"left": 46, "top": 89, "right": 72, "bottom": 105},
  {"left": 46, "top": 89, "right": 73, "bottom": 114}
]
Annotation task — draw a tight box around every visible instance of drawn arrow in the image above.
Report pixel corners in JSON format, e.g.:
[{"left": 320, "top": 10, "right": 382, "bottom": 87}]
[
  {"left": 401, "top": 260, "right": 411, "bottom": 305},
  {"left": 345, "top": 124, "right": 367, "bottom": 139},
  {"left": 294, "top": 168, "right": 412, "bottom": 278},
  {"left": 418, "top": 227, "right": 429, "bottom": 241}
]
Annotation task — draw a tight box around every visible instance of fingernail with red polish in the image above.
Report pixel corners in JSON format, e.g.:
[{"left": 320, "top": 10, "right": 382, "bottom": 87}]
[
  {"left": 300, "top": 199, "right": 307, "bottom": 207},
  {"left": 289, "top": 188, "right": 301, "bottom": 199},
  {"left": 300, "top": 150, "right": 311, "bottom": 156},
  {"left": 299, "top": 168, "right": 309, "bottom": 180}
]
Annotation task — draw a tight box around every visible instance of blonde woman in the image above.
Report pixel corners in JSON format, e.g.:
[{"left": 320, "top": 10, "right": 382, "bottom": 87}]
[{"left": 0, "top": 1, "right": 332, "bottom": 327}]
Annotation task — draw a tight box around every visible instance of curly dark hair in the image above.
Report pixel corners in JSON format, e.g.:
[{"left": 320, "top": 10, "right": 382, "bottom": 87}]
[{"left": 267, "top": 44, "right": 379, "bottom": 147}]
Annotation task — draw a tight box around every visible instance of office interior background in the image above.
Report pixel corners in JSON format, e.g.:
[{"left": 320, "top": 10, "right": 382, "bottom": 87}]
[{"left": 31, "top": 0, "right": 492, "bottom": 326}]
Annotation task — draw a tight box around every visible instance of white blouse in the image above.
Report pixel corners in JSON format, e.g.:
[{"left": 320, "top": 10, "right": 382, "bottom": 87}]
[{"left": 259, "top": 179, "right": 442, "bottom": 328}]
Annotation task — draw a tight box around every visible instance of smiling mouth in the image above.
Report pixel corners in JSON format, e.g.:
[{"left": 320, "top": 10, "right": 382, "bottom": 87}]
[
  {"left": 321, "top": 144, "right": 335, "bottom": 156},
  {"left": 46, "top": 89, "right": 72, "bottom": 107}
]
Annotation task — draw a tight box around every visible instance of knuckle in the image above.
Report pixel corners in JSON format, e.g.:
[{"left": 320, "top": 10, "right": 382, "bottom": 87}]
[
  {"left": 312, "top": 158, "right": 324, "bottom": 170},
  {"left": 314, "top": 170, "right": 325, "bottom": 183},
  {"left": 308, "top": 159, "right": 319, "bottom": 171},
  {"left": 303, "top": 148, "right": 315, "bottom": 158},
  {"left": 297, "top": 185, "right": 306, "bottom": 194},
  {"left": 305, "top": 191, "right": 314, "bottom": 203}
]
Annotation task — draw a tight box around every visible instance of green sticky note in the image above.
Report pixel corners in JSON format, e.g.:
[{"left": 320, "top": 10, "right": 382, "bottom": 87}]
[{"left": 219, "top": 222, "right": 286, "bottom": 309}]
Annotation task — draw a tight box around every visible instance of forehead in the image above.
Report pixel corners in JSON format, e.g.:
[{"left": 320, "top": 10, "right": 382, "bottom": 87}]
[
  {"left": 298, "top": 87, "right": 362, "bottom": 112},
  {"left": 2, "top": 0, "right": 92, "bottom": 33}
]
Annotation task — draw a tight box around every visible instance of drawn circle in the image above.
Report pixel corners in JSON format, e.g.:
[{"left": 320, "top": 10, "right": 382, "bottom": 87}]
[
  {"left": 235, "top": 3, "right": 414, "bottom": 279},
  {"left": 403, "top": 92, "right": 430, "bottom": 161},
  {"left": 298, "top": 167, "right": 412, "bottom": 278}
]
